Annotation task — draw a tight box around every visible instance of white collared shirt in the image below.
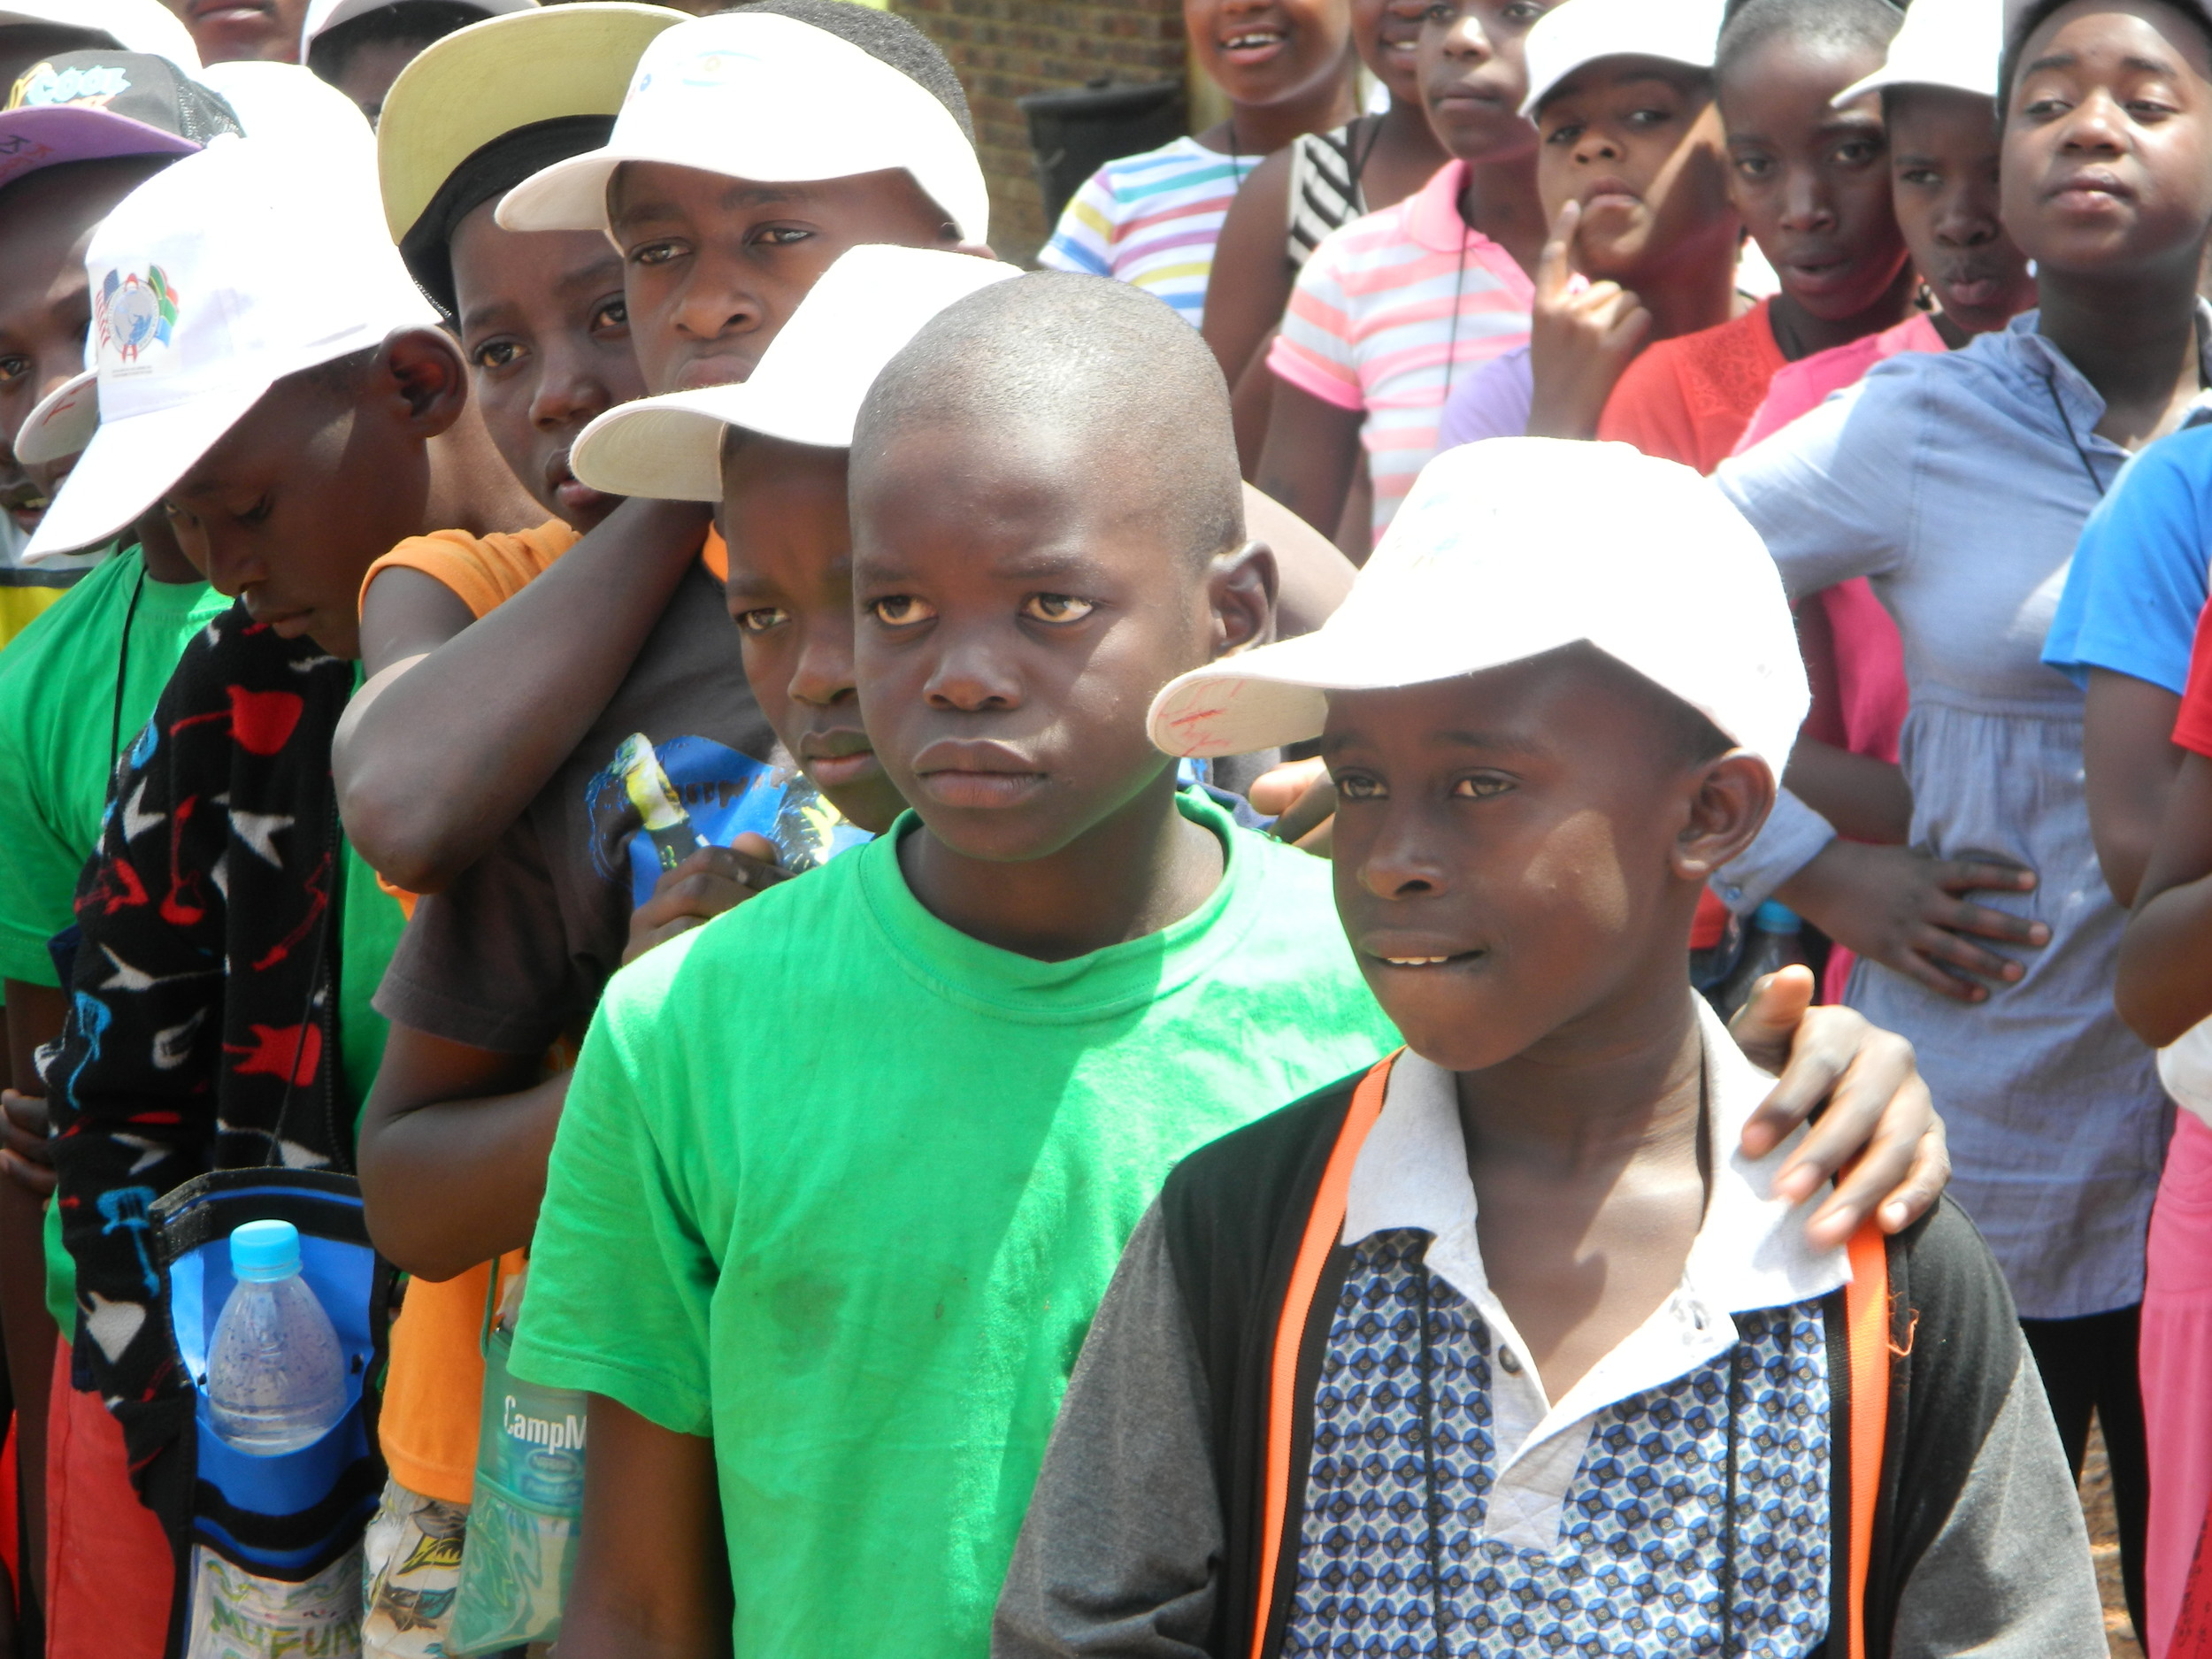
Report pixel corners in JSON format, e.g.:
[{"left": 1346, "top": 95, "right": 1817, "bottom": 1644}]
[{"left": 1286, "top": 1000, "right": 1848, "bottom": 1654}]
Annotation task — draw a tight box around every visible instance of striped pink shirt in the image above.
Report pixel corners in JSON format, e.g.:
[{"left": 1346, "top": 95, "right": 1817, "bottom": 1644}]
[{"left": 1269, "top": 160, "right": 1533, "bottom": 543}]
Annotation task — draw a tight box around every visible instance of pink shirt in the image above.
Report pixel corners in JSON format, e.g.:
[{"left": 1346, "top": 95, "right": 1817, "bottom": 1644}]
[
  {"left": 1734, "top": 311, "right": 1946, "bottom": 454},
  {"left": 1269, "top": 160, "right": 1534, "bottom": 542}
]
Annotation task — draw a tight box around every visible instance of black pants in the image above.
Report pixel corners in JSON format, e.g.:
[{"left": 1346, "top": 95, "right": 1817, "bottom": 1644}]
[{"left": 2020, "top": 1303, "right": 2148, "bottom": 1641}]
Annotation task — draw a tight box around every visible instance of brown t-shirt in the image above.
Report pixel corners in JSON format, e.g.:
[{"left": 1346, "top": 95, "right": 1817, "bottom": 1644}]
[{"left": 373, "top": 557, "right": 787, "bottom": 1055}]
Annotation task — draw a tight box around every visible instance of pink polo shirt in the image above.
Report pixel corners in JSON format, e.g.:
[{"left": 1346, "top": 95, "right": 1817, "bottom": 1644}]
[{"left": 1269, "top": 160, "right": 1534, "bottom": 544}]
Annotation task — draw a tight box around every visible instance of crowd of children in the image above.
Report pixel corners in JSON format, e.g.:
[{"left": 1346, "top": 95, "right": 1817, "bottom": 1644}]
[{"left": 0, "top": 0, "right": 2205, "bottom": 1655}]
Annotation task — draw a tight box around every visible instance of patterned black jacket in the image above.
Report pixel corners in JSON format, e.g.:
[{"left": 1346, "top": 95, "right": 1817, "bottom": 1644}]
[{"left": 44, "top": 603, "right": 358, "bottom": 1486}]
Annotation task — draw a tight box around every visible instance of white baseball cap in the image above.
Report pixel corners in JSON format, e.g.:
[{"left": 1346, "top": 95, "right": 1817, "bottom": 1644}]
[
  {"left": 1840, "top": 0, "right": 2001, "bottom": 103},
  {"left": 1148, "top": 439, "right": 1810, "bottom": 774},
  {"left": 496, "top": 11, "right": 988, "bottom": 246},
  {"left": 570, "top": 244, "right": 1018, "bottom": 500},
  {"left": 17, "top": 66, "right": 377, "bottom": 476},
  {"left": 24, "top": 137, "right": 440, "bottom": 561},
  {"left": 1520, "top": 0, "right": 1728, "bottom": 119},
  {"left": 302, "top": 0, "right": 535, "bottom": 58},
  {"left": 0, "top": 0, "right": 202, "bottom": 72}
]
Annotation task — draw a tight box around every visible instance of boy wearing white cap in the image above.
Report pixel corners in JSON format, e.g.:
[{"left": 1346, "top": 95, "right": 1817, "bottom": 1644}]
[
  {"left": 0, "top": 53, "right": 242, "bottom": 1658},
  {"left": 27, "top": 132, "right": 542, "bottom": 1647},
  {"left": 510, "top": 272, "right": 1950, "bottom": 1659},
  {"left": 996, "top": 439, "right": 2105, "bottom": 1659}
]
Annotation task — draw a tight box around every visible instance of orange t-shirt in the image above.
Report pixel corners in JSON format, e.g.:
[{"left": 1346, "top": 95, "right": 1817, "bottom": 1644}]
[
  {"left": 354, "top": 518, "right": 578, "bottom": 1505},
  {"left": 357, "top": 518, "right": 580, "bottom": 622},
  {"left": 1596, "top": 300, "right": 1787, "bottom": 475}
]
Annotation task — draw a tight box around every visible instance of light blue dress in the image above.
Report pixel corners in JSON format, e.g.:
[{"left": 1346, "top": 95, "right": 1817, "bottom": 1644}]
[{"left": 1714, "top": 312, "right": 2202, "bottom": 1320}]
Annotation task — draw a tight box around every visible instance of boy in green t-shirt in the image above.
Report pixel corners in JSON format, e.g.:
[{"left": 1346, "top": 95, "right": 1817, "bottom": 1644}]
[{"left": 512, "top": 273, "right": 1953, "bottom": 1659}]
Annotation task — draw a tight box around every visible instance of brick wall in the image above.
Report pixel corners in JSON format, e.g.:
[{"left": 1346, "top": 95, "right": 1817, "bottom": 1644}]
[{"left": 892, "top": 0, "right": 1194, "bottom": 265}]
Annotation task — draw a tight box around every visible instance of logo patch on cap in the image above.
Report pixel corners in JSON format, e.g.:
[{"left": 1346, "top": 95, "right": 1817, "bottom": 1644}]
[
  {"left": 9, "top": 62, "right": 132, "bottom": 112},
  {"left": 96, "top": 267, "right": 181, "bottom": 374}
]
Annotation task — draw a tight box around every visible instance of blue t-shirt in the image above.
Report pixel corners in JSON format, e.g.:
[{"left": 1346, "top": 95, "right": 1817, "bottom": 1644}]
[{"left": 2044, "top": 419, "right": 2212, "bottom": 694}]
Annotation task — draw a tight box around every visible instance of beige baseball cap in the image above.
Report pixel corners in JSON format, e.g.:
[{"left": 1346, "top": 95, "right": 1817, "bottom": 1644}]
[
  {"left": 1148, "top": 439, "right": 1810, "bottom": 775},
  {"left": 374, "top": 2, "right": 688, "bottom": 247}
]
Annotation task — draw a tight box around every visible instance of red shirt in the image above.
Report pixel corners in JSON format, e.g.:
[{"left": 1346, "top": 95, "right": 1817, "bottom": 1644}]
[
  {"left": 2173, "top": 600, "right": 2212, "bottom": 757},
  {"left": 1597, "top": 300, "right": 1787, "bottom": 473}
]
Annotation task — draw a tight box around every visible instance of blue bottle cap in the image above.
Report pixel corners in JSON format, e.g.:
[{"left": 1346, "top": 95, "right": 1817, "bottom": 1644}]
[
  {"left": 1753, "top": 901, "right": 1802, "bottom": 934},
  {"left": 229, "top": 1219, "right": 301, "bottom": 1283}
]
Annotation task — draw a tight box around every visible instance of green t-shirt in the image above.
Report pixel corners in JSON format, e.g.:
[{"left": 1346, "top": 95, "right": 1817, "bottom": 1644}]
[
  {"left": 0, "top": 593, "right": 403, "bottom": 1332},
  {"left": 511, "top": 789, "right": 1398, "bottom": 1658},
  {"left": 0, "top": 548, "right": 229, "bottom": 986},
  {"left": 0, "top": 549, "right": 228, "bottom": 1331}
]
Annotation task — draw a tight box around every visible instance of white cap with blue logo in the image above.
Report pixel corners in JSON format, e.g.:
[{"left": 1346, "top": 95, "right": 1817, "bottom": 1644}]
[{"left": 23, "top": 136, "right": 439, "bottom": 561}]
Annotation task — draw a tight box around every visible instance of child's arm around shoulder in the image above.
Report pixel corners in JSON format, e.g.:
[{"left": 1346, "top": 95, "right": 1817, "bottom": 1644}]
[
  {"left": 995, "top": 1203, "right": 1220, "bottom": 1659},
  {"left": 1878, "top": 1199, "right": 2107, "bottom": 1656}
]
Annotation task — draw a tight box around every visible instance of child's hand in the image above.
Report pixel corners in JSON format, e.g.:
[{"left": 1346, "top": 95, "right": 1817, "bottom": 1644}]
[
  {"left": 1778, "top": 838, "right": 2048, "bottom": 1002},
  {"left": 623, "top": 834, "right": 788, "bottom": 964},
  {"left": 1729, "top": 966, "right": 1949, "bottom": 1248},
  {"left": 1524, "top": 201, "right": 1655, "bottom": 442},
  {"left": 1249, "top": 756, "right": 1335, "bottom": 854},
  {"left": 0, "top": 1088, "right": 55, "bottom": 1198}
]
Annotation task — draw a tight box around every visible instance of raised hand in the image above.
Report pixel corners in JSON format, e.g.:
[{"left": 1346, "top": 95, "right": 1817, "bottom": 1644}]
[{"left": 1524, "top": 200, "right": 1655, "bottom": 442}]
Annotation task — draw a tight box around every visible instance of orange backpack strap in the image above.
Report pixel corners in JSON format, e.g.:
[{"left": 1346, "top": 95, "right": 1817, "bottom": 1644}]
[
  {"left": 1248, "top": 1052, "right": 1399, "bottom": 1659},
  {"left": 1842, "top": 1219, "right": 1892, "bottom": 1659}
]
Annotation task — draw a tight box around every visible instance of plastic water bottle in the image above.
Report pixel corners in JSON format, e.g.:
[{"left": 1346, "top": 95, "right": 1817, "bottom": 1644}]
[
  {"left": 1717, "top": 902, "right": 1810, "bottom": 1021},
  {"left": 204, "top": 1219, "right": 346, "bottom": 1456}
]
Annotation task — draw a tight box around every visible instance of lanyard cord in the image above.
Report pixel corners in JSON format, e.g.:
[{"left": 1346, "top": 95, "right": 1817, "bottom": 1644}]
[
  {"left": 108, "top": 562, "right": 148, "bottom": 772},
  {"left": 1417, "top": 1256, "right": 1450, "bottom": 1653},
  {"left": 2041, "top": 368, "right": 2110, "bottom": 503},
  {"left": 1440, "top": 233, "right": 1471, "bottom": 406}
]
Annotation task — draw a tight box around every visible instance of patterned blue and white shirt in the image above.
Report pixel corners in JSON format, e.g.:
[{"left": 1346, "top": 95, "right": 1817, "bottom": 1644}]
[{"left": 1286, "top": 1010, "right": 1849, "bottom": 1655}]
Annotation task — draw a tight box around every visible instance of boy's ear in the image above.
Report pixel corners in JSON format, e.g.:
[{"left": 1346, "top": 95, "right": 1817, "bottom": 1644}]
[
  {"left": 1207, "top": 539, "right": 1279, "bottom": 663},
  {"left": 379, "top": 326, "right": 471, "bottom": 440},
  {"left": 1672, "top": 752, "right": 1775, "bottom": 882}
]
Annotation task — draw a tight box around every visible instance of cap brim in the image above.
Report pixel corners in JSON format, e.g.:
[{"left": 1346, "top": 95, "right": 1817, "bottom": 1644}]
[
  {"left": 1833, "top": 62, "right": 1996, "bottom": 104},
  {"left": 570, "top": 395, "right": 727, "bottom": 502},
  {"left": 15, "top": 369, "right": 96, "bottom": 467},
  {"left": 23, "top": 378, "right": 268, "bottom": 562},
  {"left": 0, "top": 105, "right": 200, "bottom": 190},
  {"left": 1150, "top": 626, "right": 1545, "bottom": 759},
  {"left": 378, "top": 4, "right": 687, "bottom": 242},
  {"left": 493, "top": 145, "right": 620, "bottom": 233}
]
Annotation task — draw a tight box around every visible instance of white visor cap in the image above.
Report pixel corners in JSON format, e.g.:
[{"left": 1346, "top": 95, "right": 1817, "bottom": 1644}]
[
  {"left": 1520, "top": 0, "right": 1727, "bottom": 118},
  {"left": 495, "top": 11, "right": 987, "bottom": 246},
  {"left": 24, "top": 136, "right": 439, "bottom": 561},
  {"left": 571, "top": 244, "right": 1018, "bottom": 501},
  {"left": 1148, "top": 438, "right": 1810, "bottom": 776},
  {"left": 1839, "top": 0, "right": 2001, "bottom": 103},
  {"left": 302, "top": 0, "right": 536, "bottom": 56},
  {"left": 0, "top": 0, "right": 202, "bottom": 71}
]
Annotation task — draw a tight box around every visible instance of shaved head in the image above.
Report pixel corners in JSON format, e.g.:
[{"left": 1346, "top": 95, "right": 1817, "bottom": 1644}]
[{"left": 853, "top": 271, "right": 1246, "bottom": 565}]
